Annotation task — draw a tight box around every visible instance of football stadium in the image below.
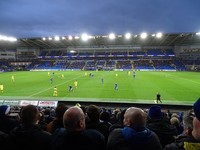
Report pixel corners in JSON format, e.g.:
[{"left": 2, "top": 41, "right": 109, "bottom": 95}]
[
  {"left": 0, "top": 32, "right": 199, "bottom": 109},
  {"left": 1, "top": 32, "right": 200, "bottom": 149}
]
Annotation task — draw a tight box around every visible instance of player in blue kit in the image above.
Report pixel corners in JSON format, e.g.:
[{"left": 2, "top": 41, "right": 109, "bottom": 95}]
[
  {"left": 69, "top": 85, "right": 73, "bottom": 92},
  {"left": 114, "top": 83, "right": 118, "bottom": 91}
]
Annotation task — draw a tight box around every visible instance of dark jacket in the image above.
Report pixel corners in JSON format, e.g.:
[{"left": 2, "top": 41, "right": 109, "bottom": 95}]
[
  {"left": 0, "top": 115, "right": 19, "bottom": 134},
  {"left": 163, "top": 135, "right": 200, "bottom": 150},
  {"left": 86, "top": 121, "right": 109, "bottom": 142},
  {"left": 8, "top": 124, "right": 51, "bottom": 150},
  {"left": 51, "top": 128, "right": 106, "bottom": 150},
  {"left": 106, "top": 126, "right": 162, "bottom": 150},
  {"left": 146, "top": 117, "right": 177, "bottom": 148},
  {"left": 0, "top": 131, "right": 8, "bottom": 148}
]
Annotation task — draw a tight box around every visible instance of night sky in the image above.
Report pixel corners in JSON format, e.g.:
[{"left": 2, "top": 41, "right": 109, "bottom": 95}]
[{"left": 0, "top": 0, "right": 200, "bottom": 38}]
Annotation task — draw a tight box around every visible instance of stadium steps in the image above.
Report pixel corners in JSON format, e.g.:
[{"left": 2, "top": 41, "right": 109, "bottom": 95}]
[
  {"left": 131, "top": 61, "right": 134, "bottom": 70},
  {"left": 82, "top": 61, "right": 88, "bottom": 70}
]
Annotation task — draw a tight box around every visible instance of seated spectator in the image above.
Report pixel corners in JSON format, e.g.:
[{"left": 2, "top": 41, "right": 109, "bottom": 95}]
[
  {"left": 0, "top": 105, "right": 19, "bottom": 134},
  {"left": 170, "top": 114, "right": 184, "bottom": 135},
  {"left": 109, "top": 108, "right": 126, "bottom": 133},
  {"left": 51, "top": 106, "right": 105, "bottom": 150},
  {"left": 146, "top": 105, "right": 177, "bottom": 148},
  {"left": 37, "top": 111, "right": 47, "bottom": 131},
  {"left": 46, "top": 103, "right": 68, "bottom": 133},
  {"left": 0, "top": 131, "right": 8, "bottom": 148},
  {"left": 164, "top": 109, "right": 200, "bottom": 149},
  {"left": 42, "top": 107, "right": 54, "bottom": 124},
  {"left": 100, "top": 111, "right": 112, "bottom": 129},
  {"left": 192, "top": 98, "right": 200, "bottom": 142},
  {"left": 8, "top": 105, "right": 51, "bottom": 150},
  {"left": 106, "top": 107, "right": 162, "bottom": 150},
  {"left": 86, "top": 104, "right": 109, "bottom": 142}
]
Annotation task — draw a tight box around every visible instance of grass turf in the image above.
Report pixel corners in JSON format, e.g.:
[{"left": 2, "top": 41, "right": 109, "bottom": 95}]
[{"left": 0, "top": 71, "right": 199, "bottom": 105}]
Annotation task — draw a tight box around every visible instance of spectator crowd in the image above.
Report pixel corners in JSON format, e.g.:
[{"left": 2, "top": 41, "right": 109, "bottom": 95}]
[{"left": 1, "top": 98, "right": 200, "bottom": 150}]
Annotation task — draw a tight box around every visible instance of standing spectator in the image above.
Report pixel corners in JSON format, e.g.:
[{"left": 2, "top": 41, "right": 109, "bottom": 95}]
[
  {"left": 8, "top": 105, "right": 51, "bottom": 150},
  {"left": 51, "top": 106, "right": 105, "bottom": 150},
  {"left": 107, "top": 107, "right": 162, "bottom": 150},
  {"left": 146, "top": 105, "right": 177, "bottom": 148}
]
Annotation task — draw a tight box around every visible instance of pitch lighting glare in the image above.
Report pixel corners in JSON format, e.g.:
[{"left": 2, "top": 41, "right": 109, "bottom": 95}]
[
  {"left": 48, "top": 37, "right": 52, "bottom": 40},
  {"left": 125, "top": 33, "right": 131, "bottom": 39},
  {"left": 156, "top": 32, "right": 162, "bottom": 38},
  {"left": 81, "top": 33, "right": 89, "bottom": 41},
  {"left": 89, "top": 35, "right": 95, "bottom": 39},
  {"left": 54, "top": 36, "right": 60, "bottom": 41},
  {"left": 0, "top": 35, "right": 17, "bottom": 42},
  {"left": 62, "top": 37, "right": 66, "bottom": 40},
  {"left": 70, "top": 50, "right": 76, "bottom": 53},
  {"left": 68, "top": 36, "right": 73, "bottom": 40},
  {"left": 196, "top": 32, "right": 200, "bottom": 35},
  {"left": 109, "top": 33, "right": 116, "bottom": 40},
  {"left": 74, "top": 36, "right": 80, "bottom": 39},
  {"left": 42, "top": 37, "right": 46, "bottom": 40},
  {"left": 140, "top": 32, "right": 147, "bottom": 39}
]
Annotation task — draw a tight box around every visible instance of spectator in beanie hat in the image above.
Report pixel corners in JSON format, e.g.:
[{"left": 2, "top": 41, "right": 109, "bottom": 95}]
[{"left": 146, "top": 105, "right": 177, "bottom": 148}]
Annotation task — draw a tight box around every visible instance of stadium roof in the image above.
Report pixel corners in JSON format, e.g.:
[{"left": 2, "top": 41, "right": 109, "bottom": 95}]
[{"left": 1, "top": 32, "right": 200, "bottom": 50}]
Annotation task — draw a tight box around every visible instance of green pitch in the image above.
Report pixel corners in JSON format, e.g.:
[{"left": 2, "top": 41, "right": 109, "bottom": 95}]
[{"left": 0, "top": 71, "right": 199, "bottom": 105}]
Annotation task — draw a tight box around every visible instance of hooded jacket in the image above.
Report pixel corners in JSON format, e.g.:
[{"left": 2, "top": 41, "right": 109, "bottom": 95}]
[{"left": 106, "top": 126, "right": 162, "bottom": 150}]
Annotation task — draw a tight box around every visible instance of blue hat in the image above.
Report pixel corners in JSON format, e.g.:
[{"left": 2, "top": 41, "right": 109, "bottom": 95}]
[
  {"left": 0, "top": 105, "right": 10, "bottom": 115},
  {"left": 148, "top": 105, "right": 163, "bottom": 119},
  {"left": 193, "top": 98, "right": 200, "bottom": 121}
]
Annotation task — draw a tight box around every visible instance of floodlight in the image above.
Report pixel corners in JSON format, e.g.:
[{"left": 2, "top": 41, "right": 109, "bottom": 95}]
[
  {"left": 81, "top": 33, "right": 89, "bottom": 41},
  {"left": 0, "top": 35, "right": 6, "bottom": 40},
  {"left": 54, "top": 36, "right": 60, "bottom": 41},
  {"left": 62, "top": 37, "right": 66, "bottom": 40},
  {"left": 0, "top": 35, "right": 17, "bottom": 42},
  {"left": 74, "top": 36, "right": 80, "bottom": 39},
  {"left": 140, "top": 32, "right": 147, "bottom": 39},
  {"left": 156, "top": 32, "right": 162, "bottom": 38},
  {"left": 109, "top": 33, "right": 115, "bottom": 39},
  {"left": 125, "top": 33, "right": 131, "bottom": 39},
  {"left": 88, "top": 35, "right": 95, "bottom": 39},
  {"left": 152, "top": 34, "right": 155, "bottom": 37},
  {"left": 42, "top": 37, "right": 46, "bottom": 41},
  {"left": 68, "top": 36, "right": 73, "bottom": 40},
  {"left": 196, "top": 32, "right": 200, "bottom": 35},
  {"left": 70, "top": 50, "right": 76, "bottom": 53},
  {"left": 8, "top": 37, "right": 17, "bottom": 42},
  {"left": 48, "top": 37, "right": 52, "bottom": 40}
]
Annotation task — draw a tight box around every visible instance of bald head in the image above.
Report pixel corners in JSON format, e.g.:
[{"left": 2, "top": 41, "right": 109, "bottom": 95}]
[
  {"left": 63, "top": 106, "right": 85, "bottom": 131},
  {"left": 123, "top": 107, "right": 146, "bottom": 127}
]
